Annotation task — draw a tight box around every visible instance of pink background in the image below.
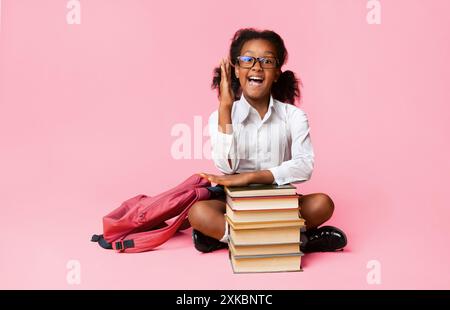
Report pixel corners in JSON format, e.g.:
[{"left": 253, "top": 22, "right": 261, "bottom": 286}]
[{"left": 1, "top": 0, "right": 449, "bottom": 289}]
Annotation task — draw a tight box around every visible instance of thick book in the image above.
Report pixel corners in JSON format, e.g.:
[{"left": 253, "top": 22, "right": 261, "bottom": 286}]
[
  {"left": 226, "top": 204, "right": 300, "bottom": 223},
  {"left": 226, "top": 215, "right": 305, "bottom": 230},
  {"left": 229, "top": 238, "right": 302, "bottom": 256},
  {"left": 229, "top": 252, "right": 303, "bottom": 273},
  {"left": 224, "top": 183, "right": 297, "bottom": 198},
  {"left": 229, "top": 224, "right": 302, "bottom": 246},
  {"left": 226, "top": 195, "right": 299, "bottom": 211}
]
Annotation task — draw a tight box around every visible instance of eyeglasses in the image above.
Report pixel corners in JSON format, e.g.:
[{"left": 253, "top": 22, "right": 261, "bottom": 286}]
[{"left": 235, "top": 56, "right": 279, "bottom": 69}]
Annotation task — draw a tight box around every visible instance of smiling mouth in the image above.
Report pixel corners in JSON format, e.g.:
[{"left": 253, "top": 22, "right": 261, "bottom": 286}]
[{"left": 247, "top": 76, "right": 264, "bottom": 87}]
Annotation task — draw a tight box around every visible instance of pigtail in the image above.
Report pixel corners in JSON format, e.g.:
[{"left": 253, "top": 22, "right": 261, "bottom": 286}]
[
  {"left": 211, "top": 66, "right": 221, "bottom": 96},
  {"left": 271, "top": 70, "right": 302, "bottom": 105}
]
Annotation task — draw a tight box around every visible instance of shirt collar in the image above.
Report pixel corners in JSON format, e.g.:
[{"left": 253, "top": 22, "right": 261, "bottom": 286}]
[{"left": 235, "top": 94, "right": 284, "bottom": 123}]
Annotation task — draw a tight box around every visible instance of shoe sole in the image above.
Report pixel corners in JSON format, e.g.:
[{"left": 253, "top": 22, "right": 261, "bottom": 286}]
[{"left": 192, "top": 230, "right": 228, "bottom": 253}]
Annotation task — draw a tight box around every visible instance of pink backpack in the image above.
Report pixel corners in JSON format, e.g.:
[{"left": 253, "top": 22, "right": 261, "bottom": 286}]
[{"left": 91, "top": 174, "right": 211, "bottom": 253}]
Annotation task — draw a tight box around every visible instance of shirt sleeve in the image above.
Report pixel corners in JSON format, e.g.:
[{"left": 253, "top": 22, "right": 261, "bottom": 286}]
[
  {"left": 208, "top": 110, "right": 240, "bottom": 174},
  {"left": 268, "top": 109, "right": 315, "bottom": 185}
]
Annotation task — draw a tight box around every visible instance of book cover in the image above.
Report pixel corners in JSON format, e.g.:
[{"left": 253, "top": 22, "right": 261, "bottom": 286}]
[
  {"left": 226, "top": 195, "right": 299, "bottom": 211},
  {"left": 229, "top": 239, "right": 302, "bottom": 256},
  {"left": 225, "top": 183, "right": 297, "bottom": 198},
  {"left": 229, "top": 251, "right": 303, "bottom": 274},
  {"left": 229, "top": 225, "right": 302, "bottom": 245},
  {"left": 226, "top": 204, "right": 300, "bottom": 223},
  {"left": 226, "top": 215, "right": 305, "bottom": 230}
]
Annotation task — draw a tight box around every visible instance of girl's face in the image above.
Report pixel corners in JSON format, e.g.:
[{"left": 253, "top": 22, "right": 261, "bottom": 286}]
[{"left": 234, "top": 39, "right": 281, "bottom": 103}]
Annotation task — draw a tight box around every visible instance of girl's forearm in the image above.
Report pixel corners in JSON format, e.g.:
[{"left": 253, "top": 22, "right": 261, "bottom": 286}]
[
  {"left": 246, "top": 170, "right": 275, "bottom": 185},
  {"left": 218, "top": 105, "right": 233, "bottom": 134},
  {"left": 218, "top": 104, "right": 233, "bottom": 168}
]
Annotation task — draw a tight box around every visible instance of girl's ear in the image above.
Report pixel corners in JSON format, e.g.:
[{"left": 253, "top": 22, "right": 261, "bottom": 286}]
[{"left": 235, "top": 67, "right": 240, "bottom": 79}]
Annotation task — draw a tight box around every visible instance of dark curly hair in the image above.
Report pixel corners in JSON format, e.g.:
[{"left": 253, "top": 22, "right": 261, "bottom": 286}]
[{"left": 211, "top": 28, "right": 302, "bottom": 105}]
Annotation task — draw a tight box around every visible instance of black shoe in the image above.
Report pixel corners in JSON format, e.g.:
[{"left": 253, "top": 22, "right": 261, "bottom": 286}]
[
  {"left": 192, "top": 229, "right": 228, "bottom": 253},
  {"left": 301, "top": 226, "right": 347, "bottom": 253}
]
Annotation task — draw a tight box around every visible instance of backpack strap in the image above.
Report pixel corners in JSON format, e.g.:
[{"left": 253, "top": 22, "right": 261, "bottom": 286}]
[
  {"left": 90, "top": 234, "right": 113, "bottom": 249},
  {"left": 90, "top": 220, "right": 174, "bottom": 250}
]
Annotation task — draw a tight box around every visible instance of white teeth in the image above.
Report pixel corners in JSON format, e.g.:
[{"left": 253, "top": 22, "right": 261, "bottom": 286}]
[{"left": 248, "top": 76, "right": 263, "bottom": 80}]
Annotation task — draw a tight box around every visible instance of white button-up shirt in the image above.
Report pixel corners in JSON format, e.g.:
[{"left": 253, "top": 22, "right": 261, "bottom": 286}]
[{"left": 209, "top": 94, "right": 315, "bottom": 185}]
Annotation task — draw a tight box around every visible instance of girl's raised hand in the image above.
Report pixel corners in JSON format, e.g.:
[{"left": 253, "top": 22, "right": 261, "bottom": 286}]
[{"left": 219, "top": 58, "right": 235, "bottom": 108}]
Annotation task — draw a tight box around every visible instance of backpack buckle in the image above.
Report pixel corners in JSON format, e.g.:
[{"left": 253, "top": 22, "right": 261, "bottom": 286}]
[{"left": 115, "top": 239, "right": 135, "bottom": 251}]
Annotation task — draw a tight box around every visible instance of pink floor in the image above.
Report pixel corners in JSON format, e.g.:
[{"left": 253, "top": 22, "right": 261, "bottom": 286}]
[{"left": 2, "top": 186, "right": 450, "bottom": 290}]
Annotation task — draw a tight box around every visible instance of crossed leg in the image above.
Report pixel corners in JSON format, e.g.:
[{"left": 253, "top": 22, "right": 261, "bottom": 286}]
[{"left": 188, "top": 193, "right": 335, "bottom": 240}]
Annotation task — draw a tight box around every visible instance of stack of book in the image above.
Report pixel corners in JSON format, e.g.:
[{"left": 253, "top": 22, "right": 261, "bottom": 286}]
[{"left": 225, "top": 184, "right": 305, "bottom": 273}]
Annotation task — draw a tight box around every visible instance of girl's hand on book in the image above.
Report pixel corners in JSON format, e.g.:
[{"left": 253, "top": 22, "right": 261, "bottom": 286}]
[
  {"left": 199, "top": 172, "right": 250, "bottom": 187},
  {"left": 219, "top": 58, "right": 235, "bottom": 108}
]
